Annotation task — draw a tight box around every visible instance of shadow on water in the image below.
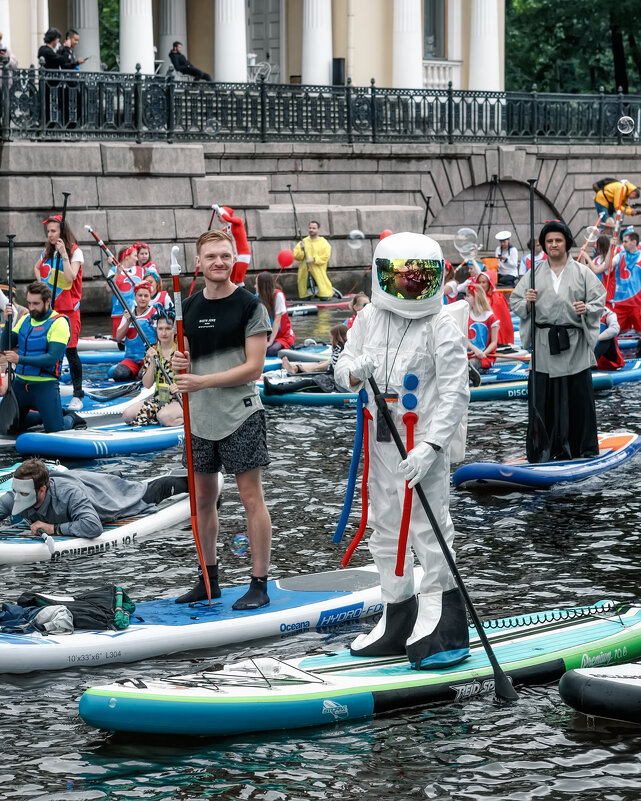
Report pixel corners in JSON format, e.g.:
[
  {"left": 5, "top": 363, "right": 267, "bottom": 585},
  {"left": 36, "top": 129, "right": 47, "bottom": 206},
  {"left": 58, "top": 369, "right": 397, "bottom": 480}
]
[{"left": 1, "top": 313, "right": 641, "bottom": 799}]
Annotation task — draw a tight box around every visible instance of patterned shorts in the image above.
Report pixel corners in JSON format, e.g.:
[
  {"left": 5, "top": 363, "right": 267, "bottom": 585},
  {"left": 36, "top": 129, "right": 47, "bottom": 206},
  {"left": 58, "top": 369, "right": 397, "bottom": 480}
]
[{"left": 184, "top": 410, "right": 270, "bottom": 475}]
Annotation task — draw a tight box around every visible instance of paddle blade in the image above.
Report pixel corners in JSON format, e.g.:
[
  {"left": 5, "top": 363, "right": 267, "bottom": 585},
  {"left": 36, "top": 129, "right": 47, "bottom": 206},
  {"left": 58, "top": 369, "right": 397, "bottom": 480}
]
[
  {"left": 0, "top": 386, "right": 20, "bottom": 435},
  {"left": 494, "top": 670, "right": 518, "bottom": 702}
]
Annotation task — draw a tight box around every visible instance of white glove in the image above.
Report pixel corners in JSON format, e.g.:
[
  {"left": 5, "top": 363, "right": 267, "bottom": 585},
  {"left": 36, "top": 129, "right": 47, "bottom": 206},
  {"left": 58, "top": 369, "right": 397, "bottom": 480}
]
[
  {"left": 399, "top": 442, "right": 439, "bottom": 489},
  {"left": 349, "top": 353, "right": 377, "bottom": 382}
]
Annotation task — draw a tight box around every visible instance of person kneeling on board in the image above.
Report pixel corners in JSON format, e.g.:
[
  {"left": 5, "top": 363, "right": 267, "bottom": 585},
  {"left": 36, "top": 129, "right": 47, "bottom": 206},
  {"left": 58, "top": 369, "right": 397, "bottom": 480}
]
[
  {"left": 0, "top": 458, "right": 188, "bottom": 538},
  {"left": 334, "top": 232, "right": 471, "bottom": 670}
]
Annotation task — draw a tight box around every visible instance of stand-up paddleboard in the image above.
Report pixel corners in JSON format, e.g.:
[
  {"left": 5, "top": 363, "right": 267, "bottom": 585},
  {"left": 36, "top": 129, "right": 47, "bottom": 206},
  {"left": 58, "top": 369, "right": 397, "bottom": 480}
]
[
  {"left": 259, "top": 372, "right": 614, "bottom": 408},
  {"left": 286, "top": 304, "right": 319, "bottom": 317},
  {"left": 0, "top": 564, "right": 403, "bottom": 674},
  {"left": 611, "top": 358, "right": 641, "bottom": 385},
  {"left": 78, "top": 600, "right": 641, "bottom": 737},
  {"left": 0, "top": 495, "right": 190, "bottom": 565},
  {"left": 559, "top": 663, "right": 641, "bottom": 725},
  {"left": 263, "top": 345, "right": 332, "bottom": 374},
  {"left": 15, "top": 422, "right": 184, "bottom": 458},
  {"left": 60, "top": 379, "right": 140, "bottom": 398},
  {"left": 77, "top": 336, "right": 120, "bottom": 352},
  {"left": 74, "top": 351, "right": 124, "bottom": 366},
  {"left": 452, "top": 432, "right": 641, "bottom": 490},
  {"left": 289, "top": 295, "right": 354, "bottom": 310},
  {"left": 66, "top": 386, "right": 155, "bottom": 423}
]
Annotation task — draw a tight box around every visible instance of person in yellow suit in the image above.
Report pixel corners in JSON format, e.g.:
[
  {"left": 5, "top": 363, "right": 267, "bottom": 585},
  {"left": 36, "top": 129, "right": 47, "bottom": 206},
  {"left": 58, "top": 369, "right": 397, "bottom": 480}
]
[
  {"left": 594, "top": 180, "right": 640, "bottom": 221},
  {"left": 293, "top": 221, "right": 334, "bottom": 300}
]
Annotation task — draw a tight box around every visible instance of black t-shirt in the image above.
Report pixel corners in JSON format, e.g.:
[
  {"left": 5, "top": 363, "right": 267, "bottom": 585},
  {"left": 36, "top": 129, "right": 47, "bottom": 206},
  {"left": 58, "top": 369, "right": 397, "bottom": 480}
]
[{"left": 181, "top": 287, "right": 271, "bottom": 440}]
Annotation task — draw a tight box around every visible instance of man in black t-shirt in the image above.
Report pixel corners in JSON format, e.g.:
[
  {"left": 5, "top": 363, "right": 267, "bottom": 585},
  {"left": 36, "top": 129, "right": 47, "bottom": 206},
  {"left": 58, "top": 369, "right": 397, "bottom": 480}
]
[{"left": 172, "top": 230, "right": 272, "bottom": 610}]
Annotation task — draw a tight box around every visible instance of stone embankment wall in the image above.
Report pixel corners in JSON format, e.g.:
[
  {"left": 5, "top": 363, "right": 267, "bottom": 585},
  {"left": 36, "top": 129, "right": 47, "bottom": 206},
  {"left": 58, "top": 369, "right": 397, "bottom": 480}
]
[{"left": 0, "top": 140, "right": 639, "bottom": 311}]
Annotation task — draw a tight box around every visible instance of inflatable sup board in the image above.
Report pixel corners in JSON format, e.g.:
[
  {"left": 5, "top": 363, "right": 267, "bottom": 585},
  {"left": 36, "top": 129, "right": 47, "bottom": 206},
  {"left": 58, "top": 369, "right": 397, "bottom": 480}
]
[
  {"left": 559, "top": 662, "right": 641, "bottom": 725},
  {"left": 452, "top": 432, "right": 641, "bottom": 490},
  {"left": 0, "top": 564, "right": 400, "bottom": 674},
  {"left": 78, "top": 600, "right": 641, "bottom": 737}
]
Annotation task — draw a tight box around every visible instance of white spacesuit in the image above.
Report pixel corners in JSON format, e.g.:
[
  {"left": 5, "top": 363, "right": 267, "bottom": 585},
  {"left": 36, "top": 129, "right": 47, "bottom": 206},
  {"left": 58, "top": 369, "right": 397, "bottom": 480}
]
[{"left": 334, "top": 232, "right": 471, "bottom": 669}]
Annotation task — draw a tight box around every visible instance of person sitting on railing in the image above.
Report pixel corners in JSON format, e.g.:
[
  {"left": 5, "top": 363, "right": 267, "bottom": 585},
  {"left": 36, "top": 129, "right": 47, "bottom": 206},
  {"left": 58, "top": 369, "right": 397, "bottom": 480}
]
[
  {"left": 168, "top": 41, "right": 211, "bottom": 82},
  {"left": 37, "top": 28, "right": 67, "bottom": 70}
]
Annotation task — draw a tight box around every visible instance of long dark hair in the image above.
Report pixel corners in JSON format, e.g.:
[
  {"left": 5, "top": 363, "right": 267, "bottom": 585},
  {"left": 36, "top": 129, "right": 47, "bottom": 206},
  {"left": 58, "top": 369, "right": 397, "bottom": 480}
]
[
  {"left": 256, "top": 272, "right": 281, "bottom": 318},
  {"left": 42, "top": 215, "right": 78, "bottom": 262}
]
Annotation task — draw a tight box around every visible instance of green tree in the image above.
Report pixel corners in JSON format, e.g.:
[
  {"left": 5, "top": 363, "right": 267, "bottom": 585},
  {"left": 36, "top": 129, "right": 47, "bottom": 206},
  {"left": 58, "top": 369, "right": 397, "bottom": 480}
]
[
  {"left": 98, "top": 0, "right": 119, "bottom": 71},
  {"left": 506, "top": 0, "right": 641, "bottom": 93}
]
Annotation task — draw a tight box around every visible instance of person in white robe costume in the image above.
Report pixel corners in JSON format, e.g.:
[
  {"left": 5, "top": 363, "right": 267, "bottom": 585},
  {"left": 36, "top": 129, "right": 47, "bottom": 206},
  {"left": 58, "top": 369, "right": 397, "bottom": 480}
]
[{"left": 334, "top": 233, "right": 471, "bottom": 670}]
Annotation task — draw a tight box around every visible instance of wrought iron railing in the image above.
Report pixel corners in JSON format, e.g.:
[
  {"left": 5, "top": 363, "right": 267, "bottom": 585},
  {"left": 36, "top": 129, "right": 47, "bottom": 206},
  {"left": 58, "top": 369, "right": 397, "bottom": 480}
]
[{"left": 1, "top": 63, "right": 640, "bottom": 145}]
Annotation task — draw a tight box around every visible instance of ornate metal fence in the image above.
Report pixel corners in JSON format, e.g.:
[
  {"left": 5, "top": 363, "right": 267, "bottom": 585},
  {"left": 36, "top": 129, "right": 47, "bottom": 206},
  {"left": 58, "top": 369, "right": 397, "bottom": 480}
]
[{"left": 1, "top": 64, "right": 640, "bottom": 144}]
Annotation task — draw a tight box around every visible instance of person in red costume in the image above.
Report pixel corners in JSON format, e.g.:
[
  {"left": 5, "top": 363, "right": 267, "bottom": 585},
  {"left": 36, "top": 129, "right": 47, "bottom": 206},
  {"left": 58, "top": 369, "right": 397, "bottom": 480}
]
[
  {"left": 473, "top": 271, "right": 514, "bottom": 345},
  {"left": 212, "top": 205, "right": 251, "bottom": 286}
]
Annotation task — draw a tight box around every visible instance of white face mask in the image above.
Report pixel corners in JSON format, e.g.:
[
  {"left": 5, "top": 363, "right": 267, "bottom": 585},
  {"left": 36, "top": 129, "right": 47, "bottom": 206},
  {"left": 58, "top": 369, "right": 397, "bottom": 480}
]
[{"left": 11, "top": 478, "right": 37, "bottom": 515}]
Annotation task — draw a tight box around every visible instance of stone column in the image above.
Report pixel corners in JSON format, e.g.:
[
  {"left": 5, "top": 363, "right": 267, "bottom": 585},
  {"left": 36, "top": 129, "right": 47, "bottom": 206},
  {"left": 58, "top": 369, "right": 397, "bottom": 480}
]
[
  {"left": 0, "top": 0, "right": 11, "bottom": 49},
  {"left": 468, "top": 0, "right": 500, "bottom": 91},
  {"left": 158, "top": 0, "right": 187, "bottom": 76},
  {"left": 68, "top": 0, "right": 101, "bottom": 71},
  {"left": 301, "top": 0, "right": 332, "bottom": 86},
  {"left": 447, "top": 0, "right": 462, "bottom": 88},
  {"left": 214, "top": 0, "right": 247, "bottom": 83},
  {"left": 392, "top": 0, "right": 422, "bottom": 89},
  {"left": 120, "top": 0, "right": 155, "bottom": 74}
]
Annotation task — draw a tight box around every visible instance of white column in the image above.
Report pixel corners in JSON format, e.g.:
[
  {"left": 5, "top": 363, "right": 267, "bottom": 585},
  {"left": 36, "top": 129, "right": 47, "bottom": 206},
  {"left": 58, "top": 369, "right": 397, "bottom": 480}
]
[
  {"left": 158, "top": 0, "right": 187, "bottom": 76},
  {"left": 31, "top": 0, "right": 38, "bottom": 66},
  {"left": 447, "top": 0, "right": 462, "bottom": 89},
  {"left": 68, "top": 0, "right": 101, "bottom": 71},
  {"left": 120, "top": 0, "right": 155, "bottom": 74},
  {"left": 392, "top": 0, "right": 422, "bottom": 89},
  {"left": 214, "top": 0, "right": 247, "bottom": 83},
  {"left": 468, "top": 0, "right": 500, "bottom": 91},
  {"left": 0, "top": 0, "right": 11, "bottom": 49},
  {"left": 301, "top": 0, "right": 332, "bottom": 86}
]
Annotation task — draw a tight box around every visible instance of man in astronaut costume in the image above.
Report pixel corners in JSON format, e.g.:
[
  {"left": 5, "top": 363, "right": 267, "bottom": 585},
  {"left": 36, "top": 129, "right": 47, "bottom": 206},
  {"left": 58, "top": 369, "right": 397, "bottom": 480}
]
[{"left": 334, "top": 232, "right": 471, "bottom": 669}]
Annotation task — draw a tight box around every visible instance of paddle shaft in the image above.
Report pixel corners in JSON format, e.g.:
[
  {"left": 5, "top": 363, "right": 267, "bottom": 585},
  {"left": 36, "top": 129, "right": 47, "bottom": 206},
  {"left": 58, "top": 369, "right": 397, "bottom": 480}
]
[
  {"left": 6, "top": 234, "right": 15, "bottom": 389},
  {"left": 86, "top": 227, "right": 180, "bottom": 404},
  {"left": 368, "top": 377, "right": 517, "bottom": 702},
  {"left": 170, "top": 246, "right": 212, "bottom": 604},
  {"left": 51, "top": 192, "right": 71, "bottom": 312},
  {"left": 287, "top": 184, "right": 317, "bottom": 296}
]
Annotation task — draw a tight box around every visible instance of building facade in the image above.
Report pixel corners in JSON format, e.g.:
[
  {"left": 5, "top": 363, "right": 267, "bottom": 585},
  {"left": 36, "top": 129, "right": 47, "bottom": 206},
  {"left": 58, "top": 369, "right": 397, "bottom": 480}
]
[{"left": 1, "top": 0, "right": 505, "bottom": 91}]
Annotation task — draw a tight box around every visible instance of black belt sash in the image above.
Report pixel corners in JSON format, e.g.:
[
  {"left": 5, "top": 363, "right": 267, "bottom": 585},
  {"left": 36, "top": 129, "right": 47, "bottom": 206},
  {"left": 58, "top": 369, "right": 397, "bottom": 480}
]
[{"left": 535, "top": 322, "right": 581, "bottom": 355}]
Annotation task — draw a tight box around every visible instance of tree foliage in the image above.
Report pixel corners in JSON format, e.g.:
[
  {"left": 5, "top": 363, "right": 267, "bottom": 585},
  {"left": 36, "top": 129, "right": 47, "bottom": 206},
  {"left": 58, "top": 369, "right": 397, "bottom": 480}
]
[
  {"left": 506, "top": 0, "right": 641, "bottom": 94},
  {"left": 98, "top": 0, "right": 119, "bottom": 71}
]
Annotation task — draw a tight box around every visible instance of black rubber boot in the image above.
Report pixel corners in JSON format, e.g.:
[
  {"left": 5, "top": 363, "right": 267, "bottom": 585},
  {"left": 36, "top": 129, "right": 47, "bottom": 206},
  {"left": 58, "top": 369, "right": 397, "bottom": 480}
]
[
  {"left": 406, "top": 588, "right": 470, "bottom": 670},
  {"left": 232, "top": 575, "right": 270, "bottom": 611},
  {"left": 143, "top": 475, "right": 189, "bottom": 505},
  {"left": 174, "top": 563, "right": 221, "bottom": 604},
  {"left": 350, "top": 595, "right": 418, "bottom": 657}
]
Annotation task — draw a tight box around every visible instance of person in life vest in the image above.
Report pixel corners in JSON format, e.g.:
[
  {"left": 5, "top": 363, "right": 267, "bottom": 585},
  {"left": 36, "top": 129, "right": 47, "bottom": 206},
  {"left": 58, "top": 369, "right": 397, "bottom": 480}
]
[
  {"left": 334, "top": 232, "right": 471, "bottom": 670},
  {"left": 293, "top": 220, "right": 334, "bottom": 300},
  {"left": 113, "top": 282, "right": 158, "bottom": 382},
  {"left": 519, "top": 238, "right": 547, "bottom": 275},
  {"left": 135, "top": 242, "right": 156, "bottom": 273},
  {"left": 594, "top": 308, "right": 625, "bottom": 370},
  {"left": 606, "top": 230, "right": 641, "bottom": 333},
  {"left": 35, "top": 214, "right": 84, "bottom": 410},
  {"left": 473, "top": 270, "right": 514, "bottom": 345},
  {"left": 108, "top": 245, "right": 145, "bottom": 337},
  {"left": 255, "top": 272, "right": 295, "bottom": 355},
  {"left": 1, "top": 282, "right": 84, "bottom": 432},
  {"left": 212, "top": 205, "right": 251, "bottom": 286},
  {"left": 593, "top": 180, "right": 640, "bottom": 220},
  {"left": 144, "top": 267, "right": 174, "bottom": 314}
]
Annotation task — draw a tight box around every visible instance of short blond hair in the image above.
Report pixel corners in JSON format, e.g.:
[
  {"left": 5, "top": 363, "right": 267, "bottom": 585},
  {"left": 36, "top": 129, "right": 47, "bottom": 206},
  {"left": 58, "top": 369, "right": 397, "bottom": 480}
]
[{"left": 196, "top": 229, "right": 235, "bottom": 255}]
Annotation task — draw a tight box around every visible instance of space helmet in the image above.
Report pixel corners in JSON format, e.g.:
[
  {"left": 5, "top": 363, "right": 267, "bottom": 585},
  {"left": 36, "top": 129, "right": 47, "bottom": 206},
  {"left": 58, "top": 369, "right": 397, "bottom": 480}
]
[{"left": 371, "top": 232, "right": 444, "bottom": 320}]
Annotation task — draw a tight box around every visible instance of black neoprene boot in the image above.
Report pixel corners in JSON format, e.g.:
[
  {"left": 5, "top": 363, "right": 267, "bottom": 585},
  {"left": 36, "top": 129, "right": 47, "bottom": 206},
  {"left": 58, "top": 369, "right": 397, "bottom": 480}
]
[
  {"left": 174, "top": 563, "right": 221, "bottom": 604},
  {"left": 232, "top": 575, "right": 270, "bottom": 610},
  {"left": 143, "top": 475, "right": 189, "bottom": 505},
  {"left": 350, "top": 595, "right": 418, "bottom": 657}
]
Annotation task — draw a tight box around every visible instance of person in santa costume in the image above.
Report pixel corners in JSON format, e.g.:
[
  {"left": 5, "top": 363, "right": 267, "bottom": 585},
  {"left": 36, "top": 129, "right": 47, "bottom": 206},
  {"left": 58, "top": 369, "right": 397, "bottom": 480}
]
[
  {"left": 334, "top": 232, "right": 471, "bottom": 670},
  {"left": 212, "top": 205, "right": 251, "bottom": 286}
]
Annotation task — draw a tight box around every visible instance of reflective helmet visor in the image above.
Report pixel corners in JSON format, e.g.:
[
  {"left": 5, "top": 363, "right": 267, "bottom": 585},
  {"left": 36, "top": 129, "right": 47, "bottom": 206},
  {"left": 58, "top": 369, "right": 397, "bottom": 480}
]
[{"left": 375, "top": 257, "right": 444, "bottom": 301}]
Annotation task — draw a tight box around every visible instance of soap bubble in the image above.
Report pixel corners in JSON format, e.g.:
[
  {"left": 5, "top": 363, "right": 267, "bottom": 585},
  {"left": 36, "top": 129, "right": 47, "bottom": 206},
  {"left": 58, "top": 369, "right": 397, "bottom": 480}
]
[
  {"left": 231, "top": 533, "right": 249, "bottom": 557},
  {"left": 617, "top": 116, "right": 635, "bottom": 135},
  {"left": 347, "top": 229, "right": 365, "bottom": 249},
  {"left": 453, "top": 227, "right": 479, "bottom": 256},
  {"left": 584, "top": 225, "right": 600, "bottom": 243}
]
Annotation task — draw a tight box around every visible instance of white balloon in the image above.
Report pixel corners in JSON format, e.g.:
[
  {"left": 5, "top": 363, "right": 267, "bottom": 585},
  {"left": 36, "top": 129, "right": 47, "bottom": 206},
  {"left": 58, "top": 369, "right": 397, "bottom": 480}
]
[{"left": 347, "top": 229, "right": 366, "bottom": 250}]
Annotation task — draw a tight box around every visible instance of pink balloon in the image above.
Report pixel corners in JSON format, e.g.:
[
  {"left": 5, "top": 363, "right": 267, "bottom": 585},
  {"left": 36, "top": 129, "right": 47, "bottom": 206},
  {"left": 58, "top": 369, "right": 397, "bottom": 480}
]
[
  {"left": 380, "top": 229, "right": 393, "bottom": 240},
  {"left": 277, "top": 249, "right": 295, "bottom": 268}
]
